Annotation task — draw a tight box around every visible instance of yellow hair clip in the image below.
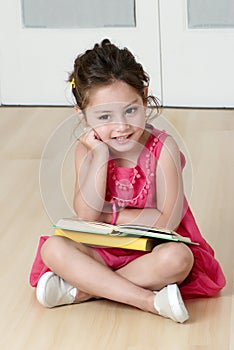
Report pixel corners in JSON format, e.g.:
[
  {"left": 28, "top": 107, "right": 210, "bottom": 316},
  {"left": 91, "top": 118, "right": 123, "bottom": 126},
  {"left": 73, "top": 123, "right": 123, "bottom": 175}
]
[{"left": 70, "top": 77, "right": 76, "bottom": 89}]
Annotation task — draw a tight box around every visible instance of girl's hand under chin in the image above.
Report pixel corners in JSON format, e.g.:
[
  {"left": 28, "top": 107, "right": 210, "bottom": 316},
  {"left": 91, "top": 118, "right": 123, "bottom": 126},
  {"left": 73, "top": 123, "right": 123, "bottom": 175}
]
[{"left": 79, "top": 127, "right": 108, "bottom": 153}]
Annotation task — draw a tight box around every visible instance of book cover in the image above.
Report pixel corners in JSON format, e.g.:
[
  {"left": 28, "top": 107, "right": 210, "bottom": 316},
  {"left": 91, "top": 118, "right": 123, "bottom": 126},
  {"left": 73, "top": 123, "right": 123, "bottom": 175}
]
[{"left": 54, "top": 228, "right": 156, "bottom": 251}]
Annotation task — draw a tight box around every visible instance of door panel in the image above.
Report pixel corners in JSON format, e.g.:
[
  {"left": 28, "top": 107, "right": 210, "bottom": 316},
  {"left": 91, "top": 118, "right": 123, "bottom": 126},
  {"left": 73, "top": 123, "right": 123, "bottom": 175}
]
[
  {"left": 159, "top": 0, "right": 234, "bottom": 107},
  {"left": 0, "top": 0, "right": 161, "bottom": 105}
]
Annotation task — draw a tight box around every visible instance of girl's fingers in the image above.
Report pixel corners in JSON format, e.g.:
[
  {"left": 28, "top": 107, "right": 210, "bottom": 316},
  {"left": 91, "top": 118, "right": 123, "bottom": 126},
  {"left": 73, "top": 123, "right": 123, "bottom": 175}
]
[{"left": 79, "top": 127, "right": 104, "bottom": 150}]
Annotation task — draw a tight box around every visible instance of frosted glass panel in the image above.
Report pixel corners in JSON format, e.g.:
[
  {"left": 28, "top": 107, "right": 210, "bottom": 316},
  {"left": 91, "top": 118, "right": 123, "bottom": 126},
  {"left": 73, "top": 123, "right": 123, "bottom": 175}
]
[
  {"left": 21, "top": 0, "right": 136, "bottom": 28},
  {"left": 188, "top": 0, "right": 234, "bottom": 28}
]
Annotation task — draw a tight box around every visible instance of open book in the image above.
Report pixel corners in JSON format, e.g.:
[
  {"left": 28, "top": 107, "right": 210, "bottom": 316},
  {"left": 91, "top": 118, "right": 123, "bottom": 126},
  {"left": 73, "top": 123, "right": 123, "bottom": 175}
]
[{"left": 53, "top": 218, "right": 199, "bottom": 251}]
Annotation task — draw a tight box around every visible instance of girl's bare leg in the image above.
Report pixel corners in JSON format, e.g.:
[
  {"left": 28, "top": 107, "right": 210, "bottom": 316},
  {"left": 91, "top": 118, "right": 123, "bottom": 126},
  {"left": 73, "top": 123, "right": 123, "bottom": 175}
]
[
  {"left": 40, "top": 236, "right": 193, "bottom": 314},
  {"left": 41, "top": 236, "right": 156, "bottom": 313},
  {"left": 116, "top": 242, "right": 194, "bottom": 291}
]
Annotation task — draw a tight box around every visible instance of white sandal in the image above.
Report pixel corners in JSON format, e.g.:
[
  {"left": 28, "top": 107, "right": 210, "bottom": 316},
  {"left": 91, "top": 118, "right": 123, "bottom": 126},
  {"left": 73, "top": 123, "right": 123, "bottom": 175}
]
[
  {"left": 36, "top": 272, "right": 77, "bottom": 308},
  {"left": 154, "top": 284, "right": 189, "bottom": 323}
]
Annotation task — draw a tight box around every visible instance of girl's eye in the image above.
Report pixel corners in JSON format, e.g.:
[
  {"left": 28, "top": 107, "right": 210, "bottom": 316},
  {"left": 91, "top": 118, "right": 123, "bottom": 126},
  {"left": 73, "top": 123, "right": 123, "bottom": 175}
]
[
  {"left": 98, "top": 114, "right": 111, "bottom": 121},
  {"left": 126, "top": 107, "right": 137, "bottom": 115}
]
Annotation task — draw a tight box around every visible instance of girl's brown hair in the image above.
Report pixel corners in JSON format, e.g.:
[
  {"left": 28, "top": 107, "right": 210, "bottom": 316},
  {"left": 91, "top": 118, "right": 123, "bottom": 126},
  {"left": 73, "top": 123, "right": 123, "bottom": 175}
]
[{"left": 69, "top": 39, "right": 159, "bottom": 111}]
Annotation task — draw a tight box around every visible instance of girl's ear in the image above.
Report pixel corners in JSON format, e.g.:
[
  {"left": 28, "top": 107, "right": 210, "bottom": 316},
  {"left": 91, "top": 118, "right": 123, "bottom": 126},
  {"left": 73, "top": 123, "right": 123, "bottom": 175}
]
[{"left": 74, "top": 105, "right": 86, "bottom": 125}]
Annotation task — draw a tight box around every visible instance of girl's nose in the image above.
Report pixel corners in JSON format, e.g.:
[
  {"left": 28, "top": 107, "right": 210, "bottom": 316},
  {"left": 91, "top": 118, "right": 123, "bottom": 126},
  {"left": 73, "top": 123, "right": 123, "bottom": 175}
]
[{"left": 116, "top": 115, "right": 130, "bottom": 132}]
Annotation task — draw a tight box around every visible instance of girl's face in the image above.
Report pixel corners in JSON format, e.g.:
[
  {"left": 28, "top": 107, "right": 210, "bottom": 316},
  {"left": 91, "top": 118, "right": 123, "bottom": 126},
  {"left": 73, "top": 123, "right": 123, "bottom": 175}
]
[{"left": 84, "top": 80, "right": 147, "bottom": 155}]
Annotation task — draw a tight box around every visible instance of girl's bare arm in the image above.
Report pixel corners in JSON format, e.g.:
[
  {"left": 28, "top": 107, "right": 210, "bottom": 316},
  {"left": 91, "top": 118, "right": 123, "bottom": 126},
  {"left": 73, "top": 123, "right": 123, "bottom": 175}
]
[{"left": 73, "top": 130, "right": 109, "bottom": 221}]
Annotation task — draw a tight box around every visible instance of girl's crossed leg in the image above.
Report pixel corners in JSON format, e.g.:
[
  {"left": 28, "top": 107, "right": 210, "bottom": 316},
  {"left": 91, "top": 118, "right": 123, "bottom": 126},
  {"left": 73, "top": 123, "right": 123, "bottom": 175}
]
[{"left": 37, "top": 235, "right": 194, "bottom": 322}]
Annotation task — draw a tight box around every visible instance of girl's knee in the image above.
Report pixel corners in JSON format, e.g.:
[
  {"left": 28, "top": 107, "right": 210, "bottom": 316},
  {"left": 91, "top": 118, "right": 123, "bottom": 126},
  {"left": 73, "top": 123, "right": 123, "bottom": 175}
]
[
  {"left": 175, "top": 243, "right": 194, "bottom": 273},
  {"left": 153, "top": 242, "right": 194, "bottom": 274},
  {"left": 41, "top": 235, "right": 67, "bottom": 265}
]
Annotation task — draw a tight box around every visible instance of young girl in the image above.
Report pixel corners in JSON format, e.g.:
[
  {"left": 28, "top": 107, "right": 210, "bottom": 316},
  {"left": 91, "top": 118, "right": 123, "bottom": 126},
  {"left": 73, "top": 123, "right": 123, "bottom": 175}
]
[{"left": 32, "top": 39, "right": 225, "bottom": 323}]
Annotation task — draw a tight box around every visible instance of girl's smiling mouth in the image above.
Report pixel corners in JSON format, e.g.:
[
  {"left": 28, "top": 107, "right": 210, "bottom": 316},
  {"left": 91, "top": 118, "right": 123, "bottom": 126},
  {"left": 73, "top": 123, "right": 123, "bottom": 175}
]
[{"left": 112, "top": 134, "right": 133, "bottom": 144}]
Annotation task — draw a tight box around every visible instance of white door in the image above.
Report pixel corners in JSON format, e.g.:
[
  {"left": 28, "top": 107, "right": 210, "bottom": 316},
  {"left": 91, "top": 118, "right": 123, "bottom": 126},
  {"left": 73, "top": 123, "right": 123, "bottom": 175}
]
[
  {"left": 159, "top": 0, "right": 234, "bottom": 107},
  {"left": 0, "top": 0, "right": 161, "bottom": 105}
]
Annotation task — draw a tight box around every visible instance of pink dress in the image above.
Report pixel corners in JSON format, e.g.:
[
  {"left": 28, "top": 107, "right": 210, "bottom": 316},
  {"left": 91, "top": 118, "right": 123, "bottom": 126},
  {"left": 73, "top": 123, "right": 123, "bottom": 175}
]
[{"left": 30, "top": 128, "right": 226, "bottom": 299}]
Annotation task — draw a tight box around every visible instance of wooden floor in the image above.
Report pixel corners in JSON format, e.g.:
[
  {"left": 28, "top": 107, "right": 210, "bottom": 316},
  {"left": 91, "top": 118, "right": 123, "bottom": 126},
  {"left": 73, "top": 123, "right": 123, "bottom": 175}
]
[{"left": 0, "top": 106, "right": 233, "bottom": 350}]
